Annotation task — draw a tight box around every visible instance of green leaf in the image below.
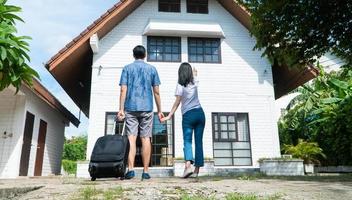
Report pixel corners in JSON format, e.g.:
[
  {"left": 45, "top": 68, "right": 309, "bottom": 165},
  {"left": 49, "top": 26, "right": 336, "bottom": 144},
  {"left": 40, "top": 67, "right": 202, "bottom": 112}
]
[
  {"left": 329, "top": 79, "right": 349, "bottom": 90},
  {"left": 0, "top": 46, "right": 6, "bottom": 60},
  {"left": 320, "top": 97, "right": 342, "bottom": 104}
]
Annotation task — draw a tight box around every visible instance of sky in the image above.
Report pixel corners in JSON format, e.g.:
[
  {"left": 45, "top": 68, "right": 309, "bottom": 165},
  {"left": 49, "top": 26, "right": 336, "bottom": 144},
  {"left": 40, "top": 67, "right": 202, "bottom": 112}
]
[{"left": 9, "top": 0, "right": 118, "bottom": 138}]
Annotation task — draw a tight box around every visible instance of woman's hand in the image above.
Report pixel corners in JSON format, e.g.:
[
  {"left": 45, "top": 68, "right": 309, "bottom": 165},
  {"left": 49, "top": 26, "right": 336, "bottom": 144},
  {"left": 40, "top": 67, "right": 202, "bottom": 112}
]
[{"left": 192, "top": 67, "right": 198, "bottom": 77}]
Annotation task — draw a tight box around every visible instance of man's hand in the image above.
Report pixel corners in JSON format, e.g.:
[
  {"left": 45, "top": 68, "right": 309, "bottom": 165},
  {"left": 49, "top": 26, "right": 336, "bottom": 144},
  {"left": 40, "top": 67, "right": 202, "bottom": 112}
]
[
  {"left": 158, "top": 112, "right": 165, "bottom": 122},
  {"left": 117, "top": 110, "right": 125, "bottom": 121}
]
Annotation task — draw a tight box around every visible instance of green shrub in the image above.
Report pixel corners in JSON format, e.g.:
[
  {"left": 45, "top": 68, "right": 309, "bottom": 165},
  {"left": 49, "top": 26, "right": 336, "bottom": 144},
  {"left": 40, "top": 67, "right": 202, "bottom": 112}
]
[
  {"left": 283, "top": 139, "right": 326, "bottom": 164},
  {"left": 62, "top": 159, "right": 77, "bottom": 175},
  {"left": 63, "top": 135, "right": 87, "bottom": 161}
]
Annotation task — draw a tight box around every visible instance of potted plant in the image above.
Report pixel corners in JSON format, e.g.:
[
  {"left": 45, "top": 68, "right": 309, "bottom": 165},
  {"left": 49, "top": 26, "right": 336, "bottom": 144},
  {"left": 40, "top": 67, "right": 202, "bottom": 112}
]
[{"left": 283, "top": 139, "right": 326, "bottom": 174}]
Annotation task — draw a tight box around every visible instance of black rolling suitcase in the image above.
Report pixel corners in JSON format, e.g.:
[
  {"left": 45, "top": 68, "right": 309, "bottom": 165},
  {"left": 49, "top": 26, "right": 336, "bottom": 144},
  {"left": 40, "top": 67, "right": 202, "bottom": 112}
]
[{"left": 89, "top": 120, "right": 129, "bottom": 181}]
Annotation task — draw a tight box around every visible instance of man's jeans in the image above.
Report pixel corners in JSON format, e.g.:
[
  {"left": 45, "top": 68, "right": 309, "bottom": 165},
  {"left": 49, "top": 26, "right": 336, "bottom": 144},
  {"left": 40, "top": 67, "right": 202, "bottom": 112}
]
[{"left": 182, "top": 107, "right": 206, "bottom": 167}]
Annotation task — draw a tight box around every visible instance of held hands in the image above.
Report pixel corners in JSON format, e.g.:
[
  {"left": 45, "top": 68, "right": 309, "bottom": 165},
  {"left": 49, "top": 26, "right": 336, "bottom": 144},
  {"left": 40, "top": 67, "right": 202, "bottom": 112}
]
[
  {"left": 158, "top": 112, "right": 165, "bottom": 122},
  {"left": 160, "top": 115, "right": 171, "bottom": 123}
]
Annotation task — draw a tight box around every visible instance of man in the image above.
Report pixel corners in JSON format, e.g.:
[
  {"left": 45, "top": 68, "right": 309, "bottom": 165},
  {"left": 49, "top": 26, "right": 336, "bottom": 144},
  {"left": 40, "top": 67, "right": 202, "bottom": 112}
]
[{"left": 118, "top": 45, "right": 164, "bottom": 180}]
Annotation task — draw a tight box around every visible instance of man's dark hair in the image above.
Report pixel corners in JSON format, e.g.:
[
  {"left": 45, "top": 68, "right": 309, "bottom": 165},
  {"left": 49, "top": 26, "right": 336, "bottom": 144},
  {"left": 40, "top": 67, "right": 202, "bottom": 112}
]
[
  {"left": 178, "top": 62, "right": 194, "bottom": 87},
  {"left": 133, "top": 45, "right": 146, "bottom": 59}
]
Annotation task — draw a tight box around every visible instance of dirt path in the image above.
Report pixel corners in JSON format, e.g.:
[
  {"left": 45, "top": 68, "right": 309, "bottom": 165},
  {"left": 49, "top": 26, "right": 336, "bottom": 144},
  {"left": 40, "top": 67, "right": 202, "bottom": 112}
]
[{"left": 0, "top": 176, "right": 351, "bottom": 200}]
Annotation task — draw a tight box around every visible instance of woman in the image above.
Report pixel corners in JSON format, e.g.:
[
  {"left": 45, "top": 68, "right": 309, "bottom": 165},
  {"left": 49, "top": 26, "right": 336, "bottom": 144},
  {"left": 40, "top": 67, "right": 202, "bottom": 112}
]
[{"left": 161, "top": 62, "right": 205, "bottom": 178}]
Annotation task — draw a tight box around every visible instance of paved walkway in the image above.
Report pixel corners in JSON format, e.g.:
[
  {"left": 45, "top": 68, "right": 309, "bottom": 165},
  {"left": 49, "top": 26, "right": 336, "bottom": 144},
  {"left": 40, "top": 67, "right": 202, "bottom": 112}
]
[{"left": 0, "top": 175, "right": 351, "bottom": 199}]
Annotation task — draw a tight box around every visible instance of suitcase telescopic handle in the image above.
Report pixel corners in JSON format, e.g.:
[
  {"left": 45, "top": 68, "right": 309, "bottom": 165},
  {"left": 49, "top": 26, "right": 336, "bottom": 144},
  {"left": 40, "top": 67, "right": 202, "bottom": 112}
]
[{"left": 113, "top": 118, "right": 126, "bottom": 135}]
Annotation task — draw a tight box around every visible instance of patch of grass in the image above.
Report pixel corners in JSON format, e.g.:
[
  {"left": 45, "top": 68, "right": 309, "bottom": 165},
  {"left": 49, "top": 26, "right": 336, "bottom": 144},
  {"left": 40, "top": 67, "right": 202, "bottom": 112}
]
[
  {"left": 71, "top": 186, "right": 102, "bottom": 200},
  {"left": 225, "top": 193, "right": 257, "bottom": 200},
  {"left": 225, "top": 193, "right": 283, "bottom": 200},
  {"left": 103, "top": 186, "right": 124, "bottom": 200}
]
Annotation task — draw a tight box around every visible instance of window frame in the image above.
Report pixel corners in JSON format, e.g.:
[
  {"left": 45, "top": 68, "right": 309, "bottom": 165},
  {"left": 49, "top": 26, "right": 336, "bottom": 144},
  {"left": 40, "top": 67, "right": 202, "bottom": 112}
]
[
  {"left": 158, "top": 0, "right": 181, "bottom": 13},
  {"left": 147, "top": 36, "right": 182, "bottom": 63},
  {"left": 188, "top": 37, "right": 222, "bottom": 64},
  {"left": 187, "top": 0, "right": 209, "bottom": 14},
  {"left": 212, "top": 112, "right": 253, "bottom": 166}
]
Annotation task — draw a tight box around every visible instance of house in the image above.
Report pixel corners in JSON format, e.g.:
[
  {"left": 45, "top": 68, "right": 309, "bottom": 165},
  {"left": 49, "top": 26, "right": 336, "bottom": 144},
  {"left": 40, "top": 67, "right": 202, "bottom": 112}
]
[
  {"left": 0, "top": 80, "right": 80, "bottom": 179},
  {"left": 45, "top": 0, "right": 318, "bottom": 176}
]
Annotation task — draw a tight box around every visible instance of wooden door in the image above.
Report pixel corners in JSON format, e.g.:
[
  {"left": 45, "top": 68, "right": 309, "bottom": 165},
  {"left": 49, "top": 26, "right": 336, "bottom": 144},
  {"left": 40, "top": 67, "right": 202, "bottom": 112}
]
[
  {"left": 19, "top": 112, "right": 35, "bottom": 176},
  {"left": 34, "top": 120, "right": 47, "bottom": 176}
]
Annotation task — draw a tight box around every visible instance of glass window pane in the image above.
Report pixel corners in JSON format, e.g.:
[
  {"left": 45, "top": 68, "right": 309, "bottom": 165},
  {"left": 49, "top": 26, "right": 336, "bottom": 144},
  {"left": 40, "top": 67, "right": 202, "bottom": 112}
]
[
  {"left": 233, "top": 142, "right": 250, "bottom": 149},
  {"left": 172, "top": 54, "right": 180, "bottom": 61},
  {"left": 196, "top": 55, "right": 203, "bottom": 62},
  {"left": 172, "top": 46, "right": 179, "bottom": 53},
  {"left": 189, "top": 47, "right": 197, "bottom": 54},
  {"left": 149, "top": 38, "right": 156, "bottom": 45},
  {"left": 233, "top": 150, "right": 251, "bottom": 157},
  {"left": 189, "top": 40, "right": 197, "bottom": 46},
  {"left": 165, "top": 46, "right": 172, "bottom": 53},
  {"left": 220, "top": 124, "right": 227, "bottom": 131},
  {"left": 212, "top": 48, "right": 219, "bottom": 55},
  {"left": 215, "top": 158, "right": 232, "bottom": 166},
  {"left": 233, "top": 158, "right": 252, "bottom": 166},
  {"left": 221, "top": 132, "right": 228, "bottom": 139},
  {"left": 213, "top": 142, "right": 231, "bottom": 149},
  {"left": 228, "top": 116, "right": 235, "bottom": 123},
  {"left": 237, "top": 114, "right": 249, "bottom": 141},
  {"left": 205, "top": 55, "right": 212, "bottom": 62},
  {"left": 214, "top": 132, "right": 218, "bottom": 139},
  {"left": 228, "top": 123, "right": 236, "bottom": 131},
  {"left": 214, "top": 150, "right": 232, "bottom": 157},
  {"left": 197, "top": 47, "right": 203, "bottom": 54},
  {"left": 220, "top": 116, "right": 227, "bottom": 123},
  {"left": 165, "top": 54, "right": 172, "bottom": 61},
  {"left": 213, "top": 116, "right": 218, "bottom": 123},
  {"left": 205, "top": 48, "right": 212, "bottom": 54},
  {"left": 229, "top": 131, "right": 236, "bottom": 139},
  {"left": 149, "top": 53, "right": 157, "bottom": 61},
  {"left": 214, "top": 124, "right": 218, "bottom": 131},
  {"left": 212, "top": 55, "right": 219, "bottom": 62},
  {"left": 189, "top": 55, "right": 197, "bottom": 62}
]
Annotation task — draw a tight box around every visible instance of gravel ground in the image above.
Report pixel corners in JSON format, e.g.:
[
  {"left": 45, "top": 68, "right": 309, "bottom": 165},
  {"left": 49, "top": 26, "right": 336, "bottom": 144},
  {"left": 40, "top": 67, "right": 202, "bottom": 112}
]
[{"left": 0, "top": 175, "right": 351, "bottom": 200}]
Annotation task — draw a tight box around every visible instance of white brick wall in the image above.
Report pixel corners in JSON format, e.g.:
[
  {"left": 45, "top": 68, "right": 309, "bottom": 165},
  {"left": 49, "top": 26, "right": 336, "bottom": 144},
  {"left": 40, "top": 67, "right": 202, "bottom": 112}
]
[
  {"left": 87, "top": 0, "right": 281, "bottom": 167},
  {"left": 0, "top": 86, "right": 67, "bottom": 178}
]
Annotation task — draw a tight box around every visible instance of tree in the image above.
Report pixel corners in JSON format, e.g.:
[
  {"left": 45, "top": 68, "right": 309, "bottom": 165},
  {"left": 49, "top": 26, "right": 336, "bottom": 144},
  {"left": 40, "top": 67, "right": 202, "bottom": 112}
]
[
  {"left": 279, "top": 67, "right": 352, "bottom": 165},
  {"left": 238, "top": 0, "right": 352, "bottom": 68},
  {"left": 0, "top": 0, "right": 38, "bottom": 92}
]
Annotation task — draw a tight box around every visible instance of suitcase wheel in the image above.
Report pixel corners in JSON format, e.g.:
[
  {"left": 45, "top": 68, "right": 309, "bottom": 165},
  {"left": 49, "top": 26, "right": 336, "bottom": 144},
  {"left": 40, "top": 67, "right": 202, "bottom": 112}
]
[{"left": 91, "top": 177, "right": 96, "bottom": 181}]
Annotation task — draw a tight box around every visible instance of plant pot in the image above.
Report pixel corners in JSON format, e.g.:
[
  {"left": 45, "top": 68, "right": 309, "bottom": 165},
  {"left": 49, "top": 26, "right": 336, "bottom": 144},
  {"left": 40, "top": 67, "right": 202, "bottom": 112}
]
[{"left": 304, "top": 164, "right": 315, "bottom": 174}]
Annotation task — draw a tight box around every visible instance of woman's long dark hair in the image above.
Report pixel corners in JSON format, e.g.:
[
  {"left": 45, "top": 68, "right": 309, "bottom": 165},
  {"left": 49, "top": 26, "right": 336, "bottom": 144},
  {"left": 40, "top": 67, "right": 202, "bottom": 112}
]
[{"left": 178, "top": 62, "right": 194, "bottom": 87}]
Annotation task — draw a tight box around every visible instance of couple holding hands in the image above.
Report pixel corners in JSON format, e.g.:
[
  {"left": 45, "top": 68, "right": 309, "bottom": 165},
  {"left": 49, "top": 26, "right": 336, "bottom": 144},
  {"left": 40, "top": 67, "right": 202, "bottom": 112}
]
[{"left": 117, "top": 45, "right": 205, "bottom": 180}]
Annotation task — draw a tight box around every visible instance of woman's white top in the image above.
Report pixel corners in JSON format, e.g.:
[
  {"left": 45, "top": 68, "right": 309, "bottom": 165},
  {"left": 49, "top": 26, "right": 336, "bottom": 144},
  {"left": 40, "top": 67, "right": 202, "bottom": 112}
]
[{"left": 175, "top": 77, "right": 201, "bottom": 115}]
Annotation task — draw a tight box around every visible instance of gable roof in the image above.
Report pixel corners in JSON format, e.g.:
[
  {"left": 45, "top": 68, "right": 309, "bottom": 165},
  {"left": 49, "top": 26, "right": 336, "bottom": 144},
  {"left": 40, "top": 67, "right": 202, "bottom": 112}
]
[
  {"left": 25, "top": 79, "right": 80, "bottom": 127},
  {"left": 45, "top": 0, "right": 318, "bottom": 117}
]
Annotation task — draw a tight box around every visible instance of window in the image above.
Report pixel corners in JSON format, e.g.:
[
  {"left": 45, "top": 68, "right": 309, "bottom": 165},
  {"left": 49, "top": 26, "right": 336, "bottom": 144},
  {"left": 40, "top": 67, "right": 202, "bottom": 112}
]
[
  {"left": 159, "top": 0, "right": 180, "bottom": 12},
  {"left": 188, "top": 38, "right": 221, "bottom": 63},
  {"left": 105, "top": 112, "right": 174, "bottom": 167},
  {"left": 187, "top": 0, "right": 208, "bottom": 14},
  {"left": 212, "top": 113, "right": 252, "bottom": 166},
  {"left": 147, "top": 36, "right": 181, "bottom": 62}
]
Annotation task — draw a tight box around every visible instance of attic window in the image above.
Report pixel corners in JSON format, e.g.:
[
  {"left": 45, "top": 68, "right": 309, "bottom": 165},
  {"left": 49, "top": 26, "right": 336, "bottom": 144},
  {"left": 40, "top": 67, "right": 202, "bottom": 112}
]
[
  {"left": 187, "top": 0, "right": 208, "bottom": 14},
  {"left": 159, "top": 0, "right": 181, "bottom": 12}
]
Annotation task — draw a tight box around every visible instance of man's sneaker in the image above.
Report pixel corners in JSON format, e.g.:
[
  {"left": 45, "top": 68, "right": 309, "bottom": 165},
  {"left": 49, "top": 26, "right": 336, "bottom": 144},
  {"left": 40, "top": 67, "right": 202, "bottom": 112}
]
[
  {"left": 125, "top": 170, "right": 135, "bottom": 179},
  {"left": 182, "top": 167, "right": 193, "bottom": 178},
  {"left": 141, "top": 172, "right": 151, "bottom": 180}
]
